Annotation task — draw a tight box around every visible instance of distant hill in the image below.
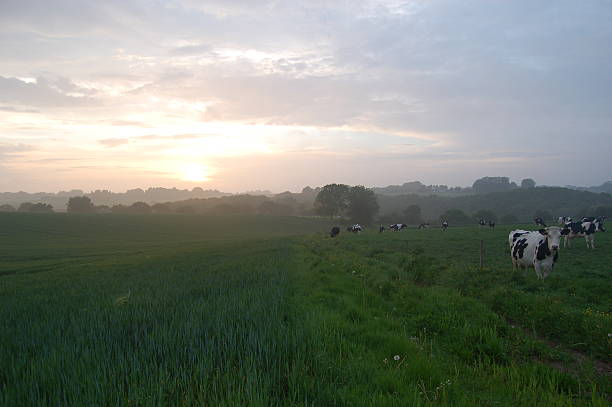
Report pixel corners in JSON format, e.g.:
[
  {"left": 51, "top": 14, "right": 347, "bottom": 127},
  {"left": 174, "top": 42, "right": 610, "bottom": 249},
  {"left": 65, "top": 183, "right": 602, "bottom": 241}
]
[
  {"left": 565, "top": 181, "right": 612, "bottom": 194},
  {"left": 0, "top": 187, "right": 230, "bottom": 212},
  {"left": 377, "top": 186, "right": 612, "bottom": 223}
]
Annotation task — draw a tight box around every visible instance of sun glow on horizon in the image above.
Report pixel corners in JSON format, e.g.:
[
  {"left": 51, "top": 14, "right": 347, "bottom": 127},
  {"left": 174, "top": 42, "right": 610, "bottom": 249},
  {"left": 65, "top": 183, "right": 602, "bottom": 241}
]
[{"left": 181, "top": 163, "right": 211, "bottom": 182}]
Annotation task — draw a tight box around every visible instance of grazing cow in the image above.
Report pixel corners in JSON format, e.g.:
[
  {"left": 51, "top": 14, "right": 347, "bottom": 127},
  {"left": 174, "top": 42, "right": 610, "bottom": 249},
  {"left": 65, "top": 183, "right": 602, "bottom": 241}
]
[
  {"left": 441, "top": 221, "right": 449, "bottom": 231},
  {"left": 534, "top": 217, "right": 547, "bottom": 227},
  {"left": 558, "top": 216, "right": 572, "bottom": 225},
  {"left": 581, "top": 216, "right": 605, "bottom": 223},
  {"left": 562, "top": 218, "right": 606, "bottom": 249},
  {"left": 488, "top": 221, "right": 496, "bottom": 229},
  {"left": 379, "top": 225, "right": 385, "bottom": 233},
  {"left": 389, "top": 223, "right": 407, "bottom": 231},
  {"left": 347, "top": 224, "right": 363, "bottom": 233},
  {"left": 510, "top": 227, "right": 568, "bottom": 279},
  {"left": 508, "top": 229, "right": 530, "bottom": 247},
  {"left": 330, "top": 226, "right": 340, "bottom": 238},
  {"left": 418, "top": 223, "right": 430, "bottom": 229}
]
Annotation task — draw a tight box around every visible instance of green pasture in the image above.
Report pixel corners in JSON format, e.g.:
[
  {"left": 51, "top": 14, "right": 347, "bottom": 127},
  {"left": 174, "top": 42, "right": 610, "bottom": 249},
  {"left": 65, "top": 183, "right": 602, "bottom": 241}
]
[{"left": 0, "top": 213, "right": 609, "bottom": 406}]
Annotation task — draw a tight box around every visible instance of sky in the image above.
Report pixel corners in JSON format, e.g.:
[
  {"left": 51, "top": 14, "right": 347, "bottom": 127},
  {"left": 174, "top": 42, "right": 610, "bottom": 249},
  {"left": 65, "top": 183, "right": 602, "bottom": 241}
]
[{"left": 1, "top": 0, "right": 611, "bottom": 193}]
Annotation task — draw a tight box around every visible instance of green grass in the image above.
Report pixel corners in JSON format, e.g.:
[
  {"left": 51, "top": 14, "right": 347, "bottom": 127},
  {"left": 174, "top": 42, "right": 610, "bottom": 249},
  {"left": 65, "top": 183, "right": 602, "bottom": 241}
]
[{"left": 0, "top": 213, "right": 609, "bottom": 405}]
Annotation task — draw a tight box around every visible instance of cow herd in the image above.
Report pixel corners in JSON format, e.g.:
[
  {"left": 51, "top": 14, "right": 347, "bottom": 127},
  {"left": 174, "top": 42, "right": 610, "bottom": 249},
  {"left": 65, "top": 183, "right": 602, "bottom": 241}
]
[
  {"left": 509, "top": 216, "right": 605, "bottom": 279},
  {"left": 330, "top": 215, "right": 606, "bottom": 280}
]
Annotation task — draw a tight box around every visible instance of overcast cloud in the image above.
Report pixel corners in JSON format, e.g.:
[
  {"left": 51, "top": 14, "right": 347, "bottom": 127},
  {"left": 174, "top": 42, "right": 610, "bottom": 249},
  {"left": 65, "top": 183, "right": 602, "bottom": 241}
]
[{"left": 1, "top": 0, "right": 611, "bottom": 192}]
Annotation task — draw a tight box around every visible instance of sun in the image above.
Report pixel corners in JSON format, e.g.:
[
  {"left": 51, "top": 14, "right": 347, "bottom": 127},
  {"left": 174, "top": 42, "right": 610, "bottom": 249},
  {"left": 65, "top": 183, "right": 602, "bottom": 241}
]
[{"left": 181, "top": 163, "right": 210, "bottom": 182}]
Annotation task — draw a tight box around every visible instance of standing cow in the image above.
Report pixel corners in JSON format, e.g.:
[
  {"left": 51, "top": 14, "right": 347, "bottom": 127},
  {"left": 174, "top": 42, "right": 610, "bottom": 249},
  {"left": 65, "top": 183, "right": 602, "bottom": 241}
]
[
  {"left": 508, "top": 229, "right": 530, "bottom": 247},
  {"left": 441, "top": 220, "right": 449, "bottom": 231},
  {"left": 389, "top": 223, "right": 407, "bottom": 231},
  {"left": 347, "top": 224, "right": 363, "bottom": 233},
  {"left": 510, "top": 227, "right": 568, "bottom": 279},
  {"left": 558, "top": 216, "right": 572, "bottom": 225},
  {"left": 330, "top": 226, "right": 340, "bottom": 238},
  {"left": 562, "top": 218, "right": 605, "bottom": 249},
  {"left": 379, "top": 225, "right": 385, "bottom": 233}
]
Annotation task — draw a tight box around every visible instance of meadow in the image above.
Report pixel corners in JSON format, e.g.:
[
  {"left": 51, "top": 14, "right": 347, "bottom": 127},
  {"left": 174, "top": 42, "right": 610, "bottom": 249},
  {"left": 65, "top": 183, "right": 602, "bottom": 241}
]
[{"left": 0, "top": 213, "right": 610, "bottom": 406}]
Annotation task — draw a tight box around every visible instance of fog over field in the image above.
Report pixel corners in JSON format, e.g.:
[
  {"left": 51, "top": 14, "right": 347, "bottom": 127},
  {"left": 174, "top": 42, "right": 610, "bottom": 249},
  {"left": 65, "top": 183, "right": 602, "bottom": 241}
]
[{"left": 1, "top": 1, "right": 611, "bottom": 193}]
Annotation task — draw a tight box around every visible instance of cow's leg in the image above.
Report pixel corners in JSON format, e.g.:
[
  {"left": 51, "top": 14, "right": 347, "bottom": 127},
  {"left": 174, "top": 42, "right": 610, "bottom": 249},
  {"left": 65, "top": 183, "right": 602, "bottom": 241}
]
[
  {"left": 584, "top": 235, "right": 590, "bottom": 249},
  {"left": 534, "top": 263, "right": 544, "bottom": 279}
]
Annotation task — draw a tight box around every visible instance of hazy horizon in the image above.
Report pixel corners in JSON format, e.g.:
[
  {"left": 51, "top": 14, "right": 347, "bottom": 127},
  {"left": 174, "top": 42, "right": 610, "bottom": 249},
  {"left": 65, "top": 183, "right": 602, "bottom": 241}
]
[{"left": 2, "top": 1, "right": 611, "bottom": 193}]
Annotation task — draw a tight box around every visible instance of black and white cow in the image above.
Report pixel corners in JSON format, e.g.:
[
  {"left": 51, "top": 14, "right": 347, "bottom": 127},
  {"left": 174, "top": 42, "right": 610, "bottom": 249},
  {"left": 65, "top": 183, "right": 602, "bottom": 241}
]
[
  {"left": 562, "top": 218, "right": 605, "bottom": 249},
  {"left": 558, "top": 216, "right": 572, "bottom": 225},
  {"left": 418, "top": 223, "right": 430, "bottom": 229},
  {"left": 534, "top": 217, "right": 547, "bottom": 227},
  {"left": 389, "top": 223, "right": 407, "bottom": 231},
  {"left": 508, "top": 229, "right": 530, "bottom": 247},
  {"left": 510, "top": 227, "right": 568, "bottom": 279},
  {"left": 478, "top": 218, "right": 487, "bottom": 227},
  {"left": 379, "top": 225, "right": 385, "bottom": 233},
  {"left": 347, "top": 224, "right": 363, "bottom": 233},
  {"left": 330, "top": 226, "right": 340, "bottom": 238},
  {"left": 441, "top": 220, "right": 449, "bottom": 231}
]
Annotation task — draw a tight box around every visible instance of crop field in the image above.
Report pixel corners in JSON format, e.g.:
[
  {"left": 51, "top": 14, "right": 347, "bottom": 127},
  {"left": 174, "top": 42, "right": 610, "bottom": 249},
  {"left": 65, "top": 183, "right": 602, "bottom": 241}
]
[{"left": 0, "top": 213, "right": 610, "bottom": 406}]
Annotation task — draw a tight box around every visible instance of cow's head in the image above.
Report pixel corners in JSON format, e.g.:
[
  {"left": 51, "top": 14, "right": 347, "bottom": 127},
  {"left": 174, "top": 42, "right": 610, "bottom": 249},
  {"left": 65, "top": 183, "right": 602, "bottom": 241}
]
[
  {"left": 539, "top": 226, "right": 564, "bottom": 251},
  {"left": 595, "top": 219, "right": 606, "bottom": 232}
]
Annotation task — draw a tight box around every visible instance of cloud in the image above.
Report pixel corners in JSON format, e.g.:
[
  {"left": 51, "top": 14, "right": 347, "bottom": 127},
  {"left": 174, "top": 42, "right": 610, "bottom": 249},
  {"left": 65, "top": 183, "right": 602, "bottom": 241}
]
[
  {"left": 0, "top": 76, "right": 96, "bottom": 107},
  {"left": 98, "top": 138, "right": 129, "bottom": 148}
]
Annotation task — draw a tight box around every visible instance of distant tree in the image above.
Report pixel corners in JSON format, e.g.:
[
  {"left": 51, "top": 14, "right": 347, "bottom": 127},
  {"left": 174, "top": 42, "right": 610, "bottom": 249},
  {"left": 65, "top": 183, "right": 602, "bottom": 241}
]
[
  {"left": 501, "top": 213, "right": 519, "bottom": 224},
  {"left": 473, "top": 209, "right": 497, "bottom": 223},
  {"left": 347, "top": 185, "right": 379, "bottom": 224},
  {"left": 472, "top": 176, "right": 517, "bottom": 194},
  {"left": 592, "top": 205, "right": 612, "bottom": 218},
  {"left": 17, "top": 202, "right": 54, "bottom": 213},
  {"left": 533, "top": 209, "right": 552, "bottom": 222},
  {"left": 128, "top": 201, "right": 151, "bottom": 214},
  {"left": 0, "top": 204, "right": 15, "bottom": 212},
  {"left": 521, "top": 178, "right": 536, "bottom": 189},
  {"left": 151, "top": 203, "right": 171, "bottom": 214},
  {"left": 111, "top": 204, "right": 128, "bottom": 213},
  {"left": 94, "top": 205, "right": 111, "bottom": 214},
  {"left": 67, "top": 196, "right": 95, "bottom": 213},
  {"left": 258, "top": 200, "right": 294, "bottom": 216},
  {"left": 176, "top": 206, "right": 195, "bottom": 214},
  {"left": 403, "top": 204, "right": 423, "bottom": 224},
  {"left": 314, "top": 184, "right": 350, "bottom": 217},
  {"left": 439, "top": 209, "right": 471, "bottom": 224}
]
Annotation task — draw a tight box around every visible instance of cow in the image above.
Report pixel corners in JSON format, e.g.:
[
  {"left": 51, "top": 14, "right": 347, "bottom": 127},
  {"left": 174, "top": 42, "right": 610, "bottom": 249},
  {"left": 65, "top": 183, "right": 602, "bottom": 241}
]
[
  {"left": 330, "top": 226, "right": 340, "bottom": 238},
  {"left": 441, "top": 220, "right": 449, "bottom": 231},
  {"left": 389, "top": 223, "right": 407, "bottom": 231},
  {"left": 510, "top": 227, "right": 568, "bottom": 279},
  {"left": 581, "top": 216, "right": 605, "bottom": 223},
  {"left": 418, "top": 223, "right": 429, "bottom": 229},
  {"left": 558, "top": 216, "right": 572, "bottom": 225},
  {"left": 508, "top": 229, "right": 530, "bottom": 247},
  {"left": 379, "top": 225, "right": 385, "bottom": 233},
  {"left": 347, "top": 224, "right": 363, "bottom": 233},
  {"left": 562, "top": 218, "right": 606, "bottom": 249},
  {"left": 534, "top": 217, "right": 547, "bottom": 227},
  {"left": 478, "top": 218, "right": 486, "bottom": 227},
  {"left": 488, "top": 221, "right": 496, "bottom": 229}
]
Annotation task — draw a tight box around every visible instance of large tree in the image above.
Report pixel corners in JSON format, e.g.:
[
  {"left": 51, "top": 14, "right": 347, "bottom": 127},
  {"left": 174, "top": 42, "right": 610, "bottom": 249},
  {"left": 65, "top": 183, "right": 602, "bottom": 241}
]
[
  {"left": 347, "top": 186, "right": 379, "bottom": 224},
  {"left": 314, "top": 184, "right": 350, "bottom": 217},
  {"left": 521, "top": 178, "right": 536, "bottom": 189},
  {"left": 67, "top": 196, "right": 95, "bottom": 213}
]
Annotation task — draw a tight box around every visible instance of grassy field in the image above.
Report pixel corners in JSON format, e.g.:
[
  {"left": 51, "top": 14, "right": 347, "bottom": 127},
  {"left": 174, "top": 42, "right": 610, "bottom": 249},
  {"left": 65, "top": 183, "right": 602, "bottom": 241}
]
[{"left": 0, "top": 213, "right": 610, "bottom": 406}]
